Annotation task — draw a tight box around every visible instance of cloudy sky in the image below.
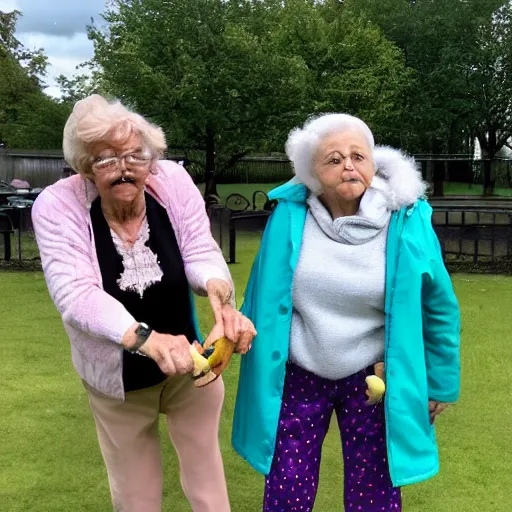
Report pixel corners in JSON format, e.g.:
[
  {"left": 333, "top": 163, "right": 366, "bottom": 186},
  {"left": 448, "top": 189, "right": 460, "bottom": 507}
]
[{"left": 0, "top": 0, "right": 106, "bottom": 97}]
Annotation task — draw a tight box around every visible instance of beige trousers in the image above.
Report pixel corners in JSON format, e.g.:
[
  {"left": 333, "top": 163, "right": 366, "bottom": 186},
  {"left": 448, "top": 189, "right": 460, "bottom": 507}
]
[{"left": 84, "top": 375, "right": 230, "bottom": 512}]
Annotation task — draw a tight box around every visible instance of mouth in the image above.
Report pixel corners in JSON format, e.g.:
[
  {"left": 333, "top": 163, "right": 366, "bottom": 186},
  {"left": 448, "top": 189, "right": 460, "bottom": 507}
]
[
  {"left": 342, "top": 178, "right": 361, "bottom": 184},
  {"left": 111, "top": 176, "right": 136, "bottom": 187}
]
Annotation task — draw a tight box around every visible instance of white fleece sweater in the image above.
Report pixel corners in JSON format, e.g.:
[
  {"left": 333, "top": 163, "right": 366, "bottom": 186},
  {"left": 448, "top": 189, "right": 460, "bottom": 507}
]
[{"left": 289, "top": 187, "right": 391, "bottom": 380}]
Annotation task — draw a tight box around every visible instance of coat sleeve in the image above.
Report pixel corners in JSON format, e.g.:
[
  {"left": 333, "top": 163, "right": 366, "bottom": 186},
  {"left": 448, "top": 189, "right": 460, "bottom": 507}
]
[
  {"left": 32, "top": 189, "right": 136, "bottom": 343},
  {"left": 171, "top": 167, "right": 234, "bottom": 298},
  {"left": 421, "top": 205, "right": 461, "bottom": 403}
]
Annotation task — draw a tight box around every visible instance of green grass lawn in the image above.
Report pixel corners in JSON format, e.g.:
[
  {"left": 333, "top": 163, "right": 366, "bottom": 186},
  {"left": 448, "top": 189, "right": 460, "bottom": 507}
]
[
  {"left": 443, "top": 182, "right": 512, "bottom": 197},
  {"left": 1, "top": 239, "right": 512, "bottom": 510}
]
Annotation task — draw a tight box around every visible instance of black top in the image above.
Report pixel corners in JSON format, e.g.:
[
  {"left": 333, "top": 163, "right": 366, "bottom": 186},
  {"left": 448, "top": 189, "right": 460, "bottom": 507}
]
[{"left": 90, "top": 192, "right": 197, "bottom": 392}]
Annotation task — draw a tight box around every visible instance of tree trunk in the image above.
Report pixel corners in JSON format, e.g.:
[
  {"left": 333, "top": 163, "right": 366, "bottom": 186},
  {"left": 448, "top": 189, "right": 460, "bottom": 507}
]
[
  {"left": 204, "top": 126, "right": 218, "bottom": 198},
  {"left": 447, "top": 119, "right": 460, "bottom": 154},
  {"left": 482, "top": 159, "right": 495, "bottom": 196},
  {"left": 429, "top": 137, "right": 444, "bottom": 197},
  {"left": 480, "top": 131, "right": 496, "bottom": 197},
  {"left": 432, "top": 160, "right": 444, "bottom": 197}
]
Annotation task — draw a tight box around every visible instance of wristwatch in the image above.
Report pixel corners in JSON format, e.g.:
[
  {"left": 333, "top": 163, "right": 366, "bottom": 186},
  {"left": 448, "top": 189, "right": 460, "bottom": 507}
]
[{"left": 128, "top": 322, "right": 153, "bottom": 353}]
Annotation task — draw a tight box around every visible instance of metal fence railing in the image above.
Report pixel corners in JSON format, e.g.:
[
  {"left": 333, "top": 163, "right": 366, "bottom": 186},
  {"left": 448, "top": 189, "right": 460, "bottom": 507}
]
[
  {"left": 433, "top": 208, "right": 512, "bottom": 267},
  {"left": 208, "top": 198, "right": 512, "bottom": 272},
  {"left": 207, "top": 202, "right": 271, "bottom": 264},
  {"left": 2, "top": 190, "right": 512, "bottom": 275}
]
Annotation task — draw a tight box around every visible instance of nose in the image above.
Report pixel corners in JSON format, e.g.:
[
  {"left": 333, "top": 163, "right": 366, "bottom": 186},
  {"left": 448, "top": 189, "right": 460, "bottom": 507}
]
[
  {"left": 343, "top": 156, "right": 354, "bottom": 170},
  {"left": 119, "top": 157, "right": 129, "bottom": 171}
]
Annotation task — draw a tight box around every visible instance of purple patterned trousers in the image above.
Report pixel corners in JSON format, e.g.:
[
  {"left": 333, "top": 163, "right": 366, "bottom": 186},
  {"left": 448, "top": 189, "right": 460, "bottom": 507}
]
[{"left": 263, "top": 362, "right": 401, "bottom": 512}]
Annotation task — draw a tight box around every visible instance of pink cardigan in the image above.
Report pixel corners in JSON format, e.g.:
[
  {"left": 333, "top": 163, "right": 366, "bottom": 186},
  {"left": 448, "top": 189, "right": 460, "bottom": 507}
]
[{"left": 32, "top": 160, "right": 232, "bottom": 399}]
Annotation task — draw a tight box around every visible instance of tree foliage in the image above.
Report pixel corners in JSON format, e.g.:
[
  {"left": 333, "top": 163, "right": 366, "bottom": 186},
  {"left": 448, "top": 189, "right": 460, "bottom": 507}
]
[
  {"left": 0, "top": 10, "right": 47, "bottom": 82},
  {"left": 88, "top": 0, "right": 413, "bottom": 193},
  {"left": 468, "top": 3, "right": 512, "bottom": 159},
  {"left": 346, "top": 0, "right": 511, "bottom": 159},
  {"left": 0, "top": 10, "right": 69, "bottom": 149},
  {"left": 56, "top": 69, "right": 107, "bottom": 106}
]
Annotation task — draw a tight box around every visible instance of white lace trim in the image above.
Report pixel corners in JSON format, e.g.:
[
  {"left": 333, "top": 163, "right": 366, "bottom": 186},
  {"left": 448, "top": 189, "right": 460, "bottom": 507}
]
[{"left": 111, "top": 218, "right": 163, "bottom": 298}]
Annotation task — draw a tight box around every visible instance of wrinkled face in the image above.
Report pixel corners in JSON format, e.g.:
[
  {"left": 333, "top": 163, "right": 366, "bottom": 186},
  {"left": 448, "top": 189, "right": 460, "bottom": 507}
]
[
  {"left": 312, "top": 130, "right": 375, "bottom": 202},
  {"left": 89, "top": 133, "right": 152, "bottom": 205}
]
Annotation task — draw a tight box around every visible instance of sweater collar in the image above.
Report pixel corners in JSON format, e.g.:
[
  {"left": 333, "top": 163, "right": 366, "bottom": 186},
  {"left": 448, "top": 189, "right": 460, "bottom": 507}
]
[{"left": 307, "top": 184, "right": 391, "bottom": 245}]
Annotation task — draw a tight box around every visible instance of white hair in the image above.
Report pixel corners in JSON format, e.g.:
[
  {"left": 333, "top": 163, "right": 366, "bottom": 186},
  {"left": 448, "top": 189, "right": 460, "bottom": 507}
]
[
  {"left": 63, "top": 94, "right": 167, "bottom": 176},
  {"left": 285, "top": 113, "right": 375, "bottom": 194}
]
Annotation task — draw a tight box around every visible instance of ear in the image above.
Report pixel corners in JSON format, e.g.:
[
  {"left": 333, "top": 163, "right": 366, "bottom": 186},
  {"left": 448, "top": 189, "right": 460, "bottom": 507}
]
[
  {"left": 146, "top": 159, "right": 158, "bottom": 181},
  {"left": 144, "top": 167, "right": 153, "bottom": 184}
]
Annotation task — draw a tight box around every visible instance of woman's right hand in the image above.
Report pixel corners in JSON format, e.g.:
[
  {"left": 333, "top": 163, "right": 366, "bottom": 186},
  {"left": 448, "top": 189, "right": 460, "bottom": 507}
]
[{"left": 139, "top": 332, "right": 194, "bottom": 376}]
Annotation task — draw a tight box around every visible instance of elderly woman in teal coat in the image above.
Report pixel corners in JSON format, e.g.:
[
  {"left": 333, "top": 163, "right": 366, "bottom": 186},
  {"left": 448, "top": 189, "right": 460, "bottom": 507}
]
[{"left": 232, "top": 113, "right": 460, "bottom": 511}]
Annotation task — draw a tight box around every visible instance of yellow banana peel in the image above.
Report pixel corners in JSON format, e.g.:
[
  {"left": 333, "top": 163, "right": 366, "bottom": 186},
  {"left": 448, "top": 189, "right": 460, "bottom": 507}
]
[
  {"left": 206, "top": 336, "right": 235, "bottom": 374},
  {"left": 190, "top": 337, "right": 235, "bottom": 388}
]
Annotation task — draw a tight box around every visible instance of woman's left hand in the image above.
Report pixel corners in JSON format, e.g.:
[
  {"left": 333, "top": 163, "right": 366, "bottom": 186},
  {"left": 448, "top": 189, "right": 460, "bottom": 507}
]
[
  {"left": 428, "top": 400, "right": 450, "bottom": 424},
  {"left": 205, "top": 278, "right": 257, "bottom": 354}
]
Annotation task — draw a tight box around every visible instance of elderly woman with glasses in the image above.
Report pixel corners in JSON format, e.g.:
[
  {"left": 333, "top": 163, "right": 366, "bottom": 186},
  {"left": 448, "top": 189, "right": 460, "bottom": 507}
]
[{"left": 32, "top": 94, "right": 255, "bottom": 512}]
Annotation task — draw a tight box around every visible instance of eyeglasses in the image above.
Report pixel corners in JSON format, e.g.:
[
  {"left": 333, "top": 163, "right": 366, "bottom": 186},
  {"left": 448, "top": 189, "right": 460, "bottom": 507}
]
[{"left": 92, "top": 153, "right": 152, "bottom": 173}]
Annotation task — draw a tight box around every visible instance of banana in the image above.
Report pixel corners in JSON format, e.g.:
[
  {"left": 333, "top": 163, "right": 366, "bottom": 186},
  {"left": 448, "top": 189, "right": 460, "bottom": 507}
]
[
  {"left": 190, "top": 342, "right": 211, "bottom": 377},
  {"left": 365, "top": 375, "right": 386, "bottom": 405},
  {"left": 190, "top": 337, "right": 236, "bottom": 387},
  {"left": 206, "top": 336, "right": 235, "bottom": 375}
]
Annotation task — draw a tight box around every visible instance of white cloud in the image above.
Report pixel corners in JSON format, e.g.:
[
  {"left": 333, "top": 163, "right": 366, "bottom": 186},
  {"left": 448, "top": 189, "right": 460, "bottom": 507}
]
[
  {"left": 17, "top": 31, "right": 93, "bottom": 60},
  {"left": 2, "top": 0, "right": 105, "bottom": 98},
  {"left": 17, "top": 32, "right": 94, "bottom": 98},
  {"left": 44, "top": 85, "right": 62, "bottom": 98},
  {"left": 16, "top": 0, "right": 106, "bottom": 36},
  {"left": 0, "top": 0, "right": 21, "bottom": 12}
]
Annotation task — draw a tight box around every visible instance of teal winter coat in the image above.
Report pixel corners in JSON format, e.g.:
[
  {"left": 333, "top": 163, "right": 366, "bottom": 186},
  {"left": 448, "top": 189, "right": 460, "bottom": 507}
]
[{"left": 232, "top": 146, "right": 461, "bottom": 488}]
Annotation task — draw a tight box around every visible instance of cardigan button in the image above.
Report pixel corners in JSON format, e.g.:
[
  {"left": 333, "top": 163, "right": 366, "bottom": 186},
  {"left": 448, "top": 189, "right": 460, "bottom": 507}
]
[
  {"left": 271, "top": 351, "right": 281, "bottom": 361},
  {"left": 278, "top": 305, "right": 288, "bottom": 315}
]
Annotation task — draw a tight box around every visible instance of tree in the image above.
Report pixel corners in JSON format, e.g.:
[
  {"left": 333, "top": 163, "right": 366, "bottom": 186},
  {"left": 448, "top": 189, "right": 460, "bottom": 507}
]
[
  {"left": 0, "top": 9, "right": 69, "bottom": 149},
  {"left": 0, "top": 92, "right": 70, "bottom": 149},
  {"left": 346, "top": 0, "right": 507, "bottom": 156},
  {"left": 88, "top": 0, "right": 311, "bottom": 196},
  {"left": 347, "top": 0, "right": 512, "bottom": 195},
  {"left": 56, "top": 67, "right": 108, "bottom": 105},
  {"left": 88, "top": 0, "right": 413, "bottom": 195},
  {"left": 273, "top": 0, "right": 414, "bottom": 146},
  {"left": 0, "top": 10, "right": 47, "bottom": 82},
  {"left": 466, "top": 4, "right": 512, "bottom": 194}
]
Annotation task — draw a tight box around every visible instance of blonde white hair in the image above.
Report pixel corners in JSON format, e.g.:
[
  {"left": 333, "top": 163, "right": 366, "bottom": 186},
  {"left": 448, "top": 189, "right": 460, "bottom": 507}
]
[
  {"left": 285, "top": 113, "right": 375, "bottom": 194},
  {"left": 63, "top": 94, "right": 167, "bottom": 176}
]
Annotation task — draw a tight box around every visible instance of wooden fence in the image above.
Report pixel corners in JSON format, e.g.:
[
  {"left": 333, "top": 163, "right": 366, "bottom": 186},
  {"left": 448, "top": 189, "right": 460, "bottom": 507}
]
[
  {"left": 0, "top": 150, "right": 66, "bottom": 188},
  {"left": 0, "top": 149, "right": 294, "bottom": 187},
  {"left": 1, "top": 148, "right": 511, "bottom": 191}
]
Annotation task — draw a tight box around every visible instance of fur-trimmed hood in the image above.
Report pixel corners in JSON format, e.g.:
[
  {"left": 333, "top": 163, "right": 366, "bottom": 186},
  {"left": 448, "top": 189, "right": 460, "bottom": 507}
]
[
  {"left": 371, "top": 146, "right": 427, "bottom": 210},
  {"left": 270, "top": 146, "right": 427, "bottom": 211}
]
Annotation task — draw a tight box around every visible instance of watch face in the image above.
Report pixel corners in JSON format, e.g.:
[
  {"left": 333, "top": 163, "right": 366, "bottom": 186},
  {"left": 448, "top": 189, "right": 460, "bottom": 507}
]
[{"left": 136, "top": 323, "right": 151, "bottom": 338}]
